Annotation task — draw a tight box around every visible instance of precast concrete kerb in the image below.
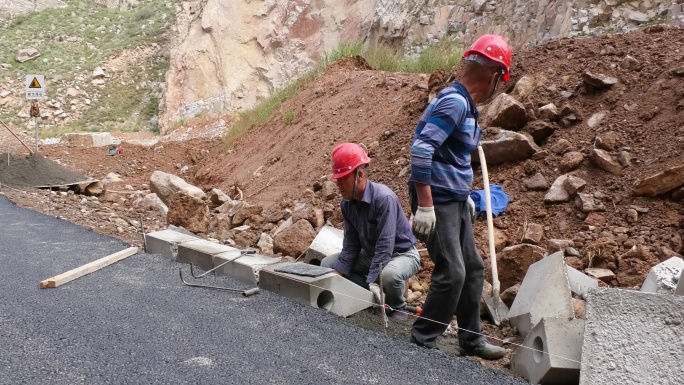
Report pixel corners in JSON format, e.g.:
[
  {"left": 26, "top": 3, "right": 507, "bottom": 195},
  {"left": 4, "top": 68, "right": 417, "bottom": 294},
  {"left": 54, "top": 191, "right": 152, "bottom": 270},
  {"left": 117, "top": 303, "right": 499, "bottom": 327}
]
[{"left": 146, "top": 228, "right": 608, "bottom": 374}]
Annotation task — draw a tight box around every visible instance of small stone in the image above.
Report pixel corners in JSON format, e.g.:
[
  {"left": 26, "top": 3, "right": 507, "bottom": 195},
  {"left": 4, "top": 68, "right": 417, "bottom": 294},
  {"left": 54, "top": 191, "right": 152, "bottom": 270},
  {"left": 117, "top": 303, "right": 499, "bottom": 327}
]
[
  {"left": 550, "top": 139, "right": 572, "bottom": 155},
  {"left": 587, "top": 112, "right": 608, "bottom": 128},
  {"left": 629, "top": 205, "right": 649, "bottom": 214},
  {"left": 584, "top": 212, "right": 606, "bottom": 226},
  {"left": 589, "top": 148, "right": 622, "bottom": 175},
  {"left": 524, "top": 172, "right": 548, "bottom": 191},
  {"left": 410, "top": 282, "right": 424, "bottom": 292},
  {"left": 522, "top": 223, "right": 544, "bottom": 245},
  {"left": 582, "top": 71, "right": 617, "bottom": 89},
  {"left": 563, "top": 175, "right": 587, "bottom": 196},
  {"left": 585, "top": 268, "right": 615, "bottom": 282},
  {"left": 407, "top": 291, "right": 422, "bottom": 303},
  {"left": 559, "top": 151, "right": 584, "bottom": 173},
  {"left": 626, "top": 209, "right": 639, "bottom": 224},
  {"left": 572, "top": 298, "right": 586, "bottom": 319},
  {"left": 566, "top": 247, "right": 581, "bottom": 257},
  {"left": 617, "top": 150, "right": 632, "bottom": 167},
  {"left": 595, "top": 132, "right": 618, "bottom": 151},
  {"left": 620, "top": 55, "right": 642, "bottom": 71}
]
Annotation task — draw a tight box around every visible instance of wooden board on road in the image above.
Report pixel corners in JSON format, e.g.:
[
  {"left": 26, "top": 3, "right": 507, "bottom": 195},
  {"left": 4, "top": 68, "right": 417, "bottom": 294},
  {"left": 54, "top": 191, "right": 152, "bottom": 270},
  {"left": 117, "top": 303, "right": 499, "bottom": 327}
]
[{"left": 40, "top": 247, "right": 138, "bottom": 289}]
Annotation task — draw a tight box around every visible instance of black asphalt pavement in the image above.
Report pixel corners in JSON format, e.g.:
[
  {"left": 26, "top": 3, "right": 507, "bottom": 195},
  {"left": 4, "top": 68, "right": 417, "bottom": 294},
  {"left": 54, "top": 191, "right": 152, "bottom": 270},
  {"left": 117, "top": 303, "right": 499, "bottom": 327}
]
[{"left": 0, "top": 195, "right": 526, "bottom": 384}]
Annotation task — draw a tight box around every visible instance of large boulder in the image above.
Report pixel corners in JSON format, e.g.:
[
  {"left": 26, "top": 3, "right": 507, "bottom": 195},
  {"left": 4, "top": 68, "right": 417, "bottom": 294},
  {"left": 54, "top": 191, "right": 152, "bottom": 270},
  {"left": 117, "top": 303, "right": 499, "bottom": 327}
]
[
  {"left": 632, "top": 164, "right": 684, "bottom": 196},
  {"left": 231, "top": 203, "right": 263, "bottom": 227},
  {"left": 486, "top": 93, "right": 528, "bottom": 131},
  {"left": 136, "top": 193, "right": 168, "bottom": 217},
  {"left": 150, "top": 170, "right": 206, "bottom": 206},
  {"left": 494, "top": 244, "right": 546, "bottom": 291},
  {"left": 479, "top": 130, "right": 538, "bottom": 165},
  {"left": 210, "top": 188, "right": 232, "bottom": 205},
  {"left": 16, "top": 47, "right": 41, "bottom": 63},
  {"left": 208, "top": 213, "right": 232, "bottom": 241},
  {"left": 167, "top": 193, "right": 210, "bottom": 235},
  {"left": 273, "top": 219, "right": 317, "bottom": 257}
]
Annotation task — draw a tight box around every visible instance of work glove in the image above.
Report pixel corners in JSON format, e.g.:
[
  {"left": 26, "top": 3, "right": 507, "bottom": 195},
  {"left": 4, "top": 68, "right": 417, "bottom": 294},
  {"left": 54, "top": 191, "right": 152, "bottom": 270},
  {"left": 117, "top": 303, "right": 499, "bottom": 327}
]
[
  {"left": 467, "top": 196, "right": 477, "bottom": 224},
  {"left": 412, "top": 206, "right": 436, "bottom": 242},
  {"left": 368, "top": 283, "right": 383, "bottom": 305}
]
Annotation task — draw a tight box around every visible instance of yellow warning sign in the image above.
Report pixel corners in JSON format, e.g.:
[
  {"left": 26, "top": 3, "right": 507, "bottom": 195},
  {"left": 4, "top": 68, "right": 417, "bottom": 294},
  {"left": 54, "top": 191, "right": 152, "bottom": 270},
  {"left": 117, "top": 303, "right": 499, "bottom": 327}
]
[{"left": 29, "top": 77, "right": 42, "bottom": 88}]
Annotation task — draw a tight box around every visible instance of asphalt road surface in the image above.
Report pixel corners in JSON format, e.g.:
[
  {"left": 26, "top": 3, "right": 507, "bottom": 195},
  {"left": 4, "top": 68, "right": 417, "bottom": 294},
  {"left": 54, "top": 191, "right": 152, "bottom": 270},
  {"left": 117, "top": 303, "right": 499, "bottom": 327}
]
[{"left": 0, "top": 195, "right": 526, "bottom": 385}]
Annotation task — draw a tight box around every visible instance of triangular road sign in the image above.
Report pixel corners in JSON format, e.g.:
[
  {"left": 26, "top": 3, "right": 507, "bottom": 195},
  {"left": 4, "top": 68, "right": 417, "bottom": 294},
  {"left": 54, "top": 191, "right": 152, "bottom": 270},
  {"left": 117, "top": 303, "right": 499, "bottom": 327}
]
[{"left": 29, "top": 77, "right": 42, "bottom": 88}]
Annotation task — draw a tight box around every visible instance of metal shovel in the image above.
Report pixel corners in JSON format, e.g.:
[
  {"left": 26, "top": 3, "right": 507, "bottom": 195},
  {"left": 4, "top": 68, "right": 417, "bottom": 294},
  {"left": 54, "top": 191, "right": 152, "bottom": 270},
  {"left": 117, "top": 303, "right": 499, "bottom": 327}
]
[{"left": 477, "top": 144, "right": 509, "bottom": 326}]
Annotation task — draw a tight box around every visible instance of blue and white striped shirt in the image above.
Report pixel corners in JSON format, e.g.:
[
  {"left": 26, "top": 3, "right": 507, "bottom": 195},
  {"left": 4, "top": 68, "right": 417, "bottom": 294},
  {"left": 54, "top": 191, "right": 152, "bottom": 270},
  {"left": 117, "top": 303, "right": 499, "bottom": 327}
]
[{"left": 409, "top": 82, "right": 482, "bottom": 203}]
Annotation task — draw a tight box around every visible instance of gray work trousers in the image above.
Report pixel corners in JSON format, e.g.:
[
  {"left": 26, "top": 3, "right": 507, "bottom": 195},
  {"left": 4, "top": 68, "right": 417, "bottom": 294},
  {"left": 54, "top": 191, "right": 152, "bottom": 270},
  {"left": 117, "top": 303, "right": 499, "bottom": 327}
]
[
  {"left": 321, "top": 247, "right": 420, "bottom": 311},
  {"left": 410, "top": 200, "right": 486, "bottom": 349}
]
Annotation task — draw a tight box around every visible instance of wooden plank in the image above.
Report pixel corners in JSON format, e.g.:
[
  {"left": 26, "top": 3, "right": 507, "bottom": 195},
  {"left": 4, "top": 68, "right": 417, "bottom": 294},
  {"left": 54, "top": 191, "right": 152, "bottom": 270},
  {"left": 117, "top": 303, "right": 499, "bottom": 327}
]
[{"left": 40, "top": 247, "right": 138, "bottom": 289}]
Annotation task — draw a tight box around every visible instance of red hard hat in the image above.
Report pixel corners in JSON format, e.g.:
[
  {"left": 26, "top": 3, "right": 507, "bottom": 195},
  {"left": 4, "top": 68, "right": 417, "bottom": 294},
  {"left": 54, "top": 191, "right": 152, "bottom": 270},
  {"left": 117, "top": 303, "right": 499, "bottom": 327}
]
[
  {"left": 463, "top": 34, "right": 512, "bottom": 82},
  {"left": 331, "top": 143, "right": 371, "bottom": 179}
]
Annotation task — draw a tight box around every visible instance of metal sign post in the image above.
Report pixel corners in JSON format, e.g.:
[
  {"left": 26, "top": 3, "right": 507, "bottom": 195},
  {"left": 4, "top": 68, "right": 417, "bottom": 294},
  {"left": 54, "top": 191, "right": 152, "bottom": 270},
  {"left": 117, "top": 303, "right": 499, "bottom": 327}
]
[
  {"left": 25, "top": 74, "right": 45, "bottom": 152},
  {"left": 30, "top": 101, "right": 40, "bottom": 151}
]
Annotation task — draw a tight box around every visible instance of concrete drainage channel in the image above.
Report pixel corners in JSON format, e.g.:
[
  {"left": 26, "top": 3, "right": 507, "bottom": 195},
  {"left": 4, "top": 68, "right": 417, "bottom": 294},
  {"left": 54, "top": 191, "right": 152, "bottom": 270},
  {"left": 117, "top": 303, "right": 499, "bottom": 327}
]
[
  {"left": 147, "top": 228, "right": 684, "bottom": 385},
  {"left": 145, "top": 228, "right": 374, "bottom": 317}
]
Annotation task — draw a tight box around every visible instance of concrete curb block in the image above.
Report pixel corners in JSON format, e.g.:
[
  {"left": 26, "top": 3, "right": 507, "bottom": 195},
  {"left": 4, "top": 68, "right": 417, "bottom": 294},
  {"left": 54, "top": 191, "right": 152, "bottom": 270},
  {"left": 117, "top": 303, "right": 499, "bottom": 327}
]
[
  {"left": 509, "top": 252, "right": 574, "bottom": 337},
  {"left": 212, "top": 251, "right": 280, "bottom": 285},
  {"left": 177, "top": 239, "right": 238, "bottom": 271},
  {"left": 511, "top": 317, "right": 584, "bottom": 385},
  {"left": 580, "top": 288, "right": 684, "bottom": 385},
  {"left": 565, "top": 265, "right": 598, "bottom": 298},
  {"left": 144, "top": 229, "right": 201, "bottom": 260},
  {"left": 304, "top": 225, "right": 344, "bottom": 265},
  {"left": 640, "top": 256, "right": 684, "bottom": 295},
  {"left": 259, "top": 262, "right": 374, "bottom": 317}
]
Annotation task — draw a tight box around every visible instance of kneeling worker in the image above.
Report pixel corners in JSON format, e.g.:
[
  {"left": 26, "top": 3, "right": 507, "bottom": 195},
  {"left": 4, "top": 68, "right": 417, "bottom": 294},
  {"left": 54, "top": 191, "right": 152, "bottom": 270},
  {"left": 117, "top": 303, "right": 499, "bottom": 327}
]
[{"left": 321, "top": 143, "right": 420, "bottom": 320}]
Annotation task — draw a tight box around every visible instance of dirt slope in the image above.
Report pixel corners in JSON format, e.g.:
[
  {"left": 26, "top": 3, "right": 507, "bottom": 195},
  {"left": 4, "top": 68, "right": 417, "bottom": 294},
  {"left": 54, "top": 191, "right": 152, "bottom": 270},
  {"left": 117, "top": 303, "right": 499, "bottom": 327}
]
[
  {"left": 189, "top": 56, "right": 428, "bottom": 209},
  {"left": 191, "top": 27, "right": 684, "bottom": 272},
  {"left": 4, "top": 25, "right": 683, "bottom": 377}
]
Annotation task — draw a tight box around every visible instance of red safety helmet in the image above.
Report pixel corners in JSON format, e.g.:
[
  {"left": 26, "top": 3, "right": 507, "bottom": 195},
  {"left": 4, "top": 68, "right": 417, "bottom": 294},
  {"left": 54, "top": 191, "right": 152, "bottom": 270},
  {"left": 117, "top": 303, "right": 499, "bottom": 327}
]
[
  {"left": 331, "top": 143, "right": 371, "bottom": 179},
  {"left": 463, "top": 34, "right": 512, "bottom": 82}
]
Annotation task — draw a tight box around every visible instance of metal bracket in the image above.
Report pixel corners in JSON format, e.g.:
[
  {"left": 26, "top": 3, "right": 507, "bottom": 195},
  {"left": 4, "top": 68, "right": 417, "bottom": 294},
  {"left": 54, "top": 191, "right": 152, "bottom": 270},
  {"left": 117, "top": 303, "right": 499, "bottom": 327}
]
[{"left": 178, "top": 249, "right": 259, "bottom": 297}]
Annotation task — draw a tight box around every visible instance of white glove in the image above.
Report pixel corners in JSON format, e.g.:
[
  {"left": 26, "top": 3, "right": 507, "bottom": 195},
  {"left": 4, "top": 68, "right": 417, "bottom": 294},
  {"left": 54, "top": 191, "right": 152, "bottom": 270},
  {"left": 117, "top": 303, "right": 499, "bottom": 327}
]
[
  {"left": 467, "top": 196, "right": 477, "bottom": 224},
  {"left": 413, "top": 206, "right": 436, "bottom": 241},
  {"left": 368, "top": 283, "right": 383, "bottom": 305}
]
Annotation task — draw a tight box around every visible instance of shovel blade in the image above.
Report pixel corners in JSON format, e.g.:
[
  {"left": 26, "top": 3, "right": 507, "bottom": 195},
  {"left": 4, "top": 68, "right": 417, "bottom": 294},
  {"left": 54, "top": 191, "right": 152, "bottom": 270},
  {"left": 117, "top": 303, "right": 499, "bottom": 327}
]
[{"left": 483, "top": 295, "right": 509, "bottom": 326}]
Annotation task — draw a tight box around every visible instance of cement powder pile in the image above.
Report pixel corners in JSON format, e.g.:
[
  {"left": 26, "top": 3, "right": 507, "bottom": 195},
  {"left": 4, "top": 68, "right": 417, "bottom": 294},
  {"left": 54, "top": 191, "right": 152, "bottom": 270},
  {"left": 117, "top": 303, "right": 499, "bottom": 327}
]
[{"left": 0, "top": 153, "right": 90, "bottom": 188}]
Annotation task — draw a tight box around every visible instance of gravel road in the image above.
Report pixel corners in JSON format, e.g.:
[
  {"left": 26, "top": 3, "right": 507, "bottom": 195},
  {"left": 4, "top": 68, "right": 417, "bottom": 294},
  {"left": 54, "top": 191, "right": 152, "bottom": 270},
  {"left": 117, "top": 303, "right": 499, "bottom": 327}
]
[{"left": 0, "top": 195, "right": 526, "bottom": 385}]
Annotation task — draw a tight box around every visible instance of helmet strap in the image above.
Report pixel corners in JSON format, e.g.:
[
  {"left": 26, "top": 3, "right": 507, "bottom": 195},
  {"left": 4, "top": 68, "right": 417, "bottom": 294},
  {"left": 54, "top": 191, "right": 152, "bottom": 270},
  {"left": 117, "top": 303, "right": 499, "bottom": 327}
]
[
  {"left": 486, "top": 73, "right": 502, "bottom": 102},
  {"left": 352, "top": 167, "right": 359, "bottom": 201}
]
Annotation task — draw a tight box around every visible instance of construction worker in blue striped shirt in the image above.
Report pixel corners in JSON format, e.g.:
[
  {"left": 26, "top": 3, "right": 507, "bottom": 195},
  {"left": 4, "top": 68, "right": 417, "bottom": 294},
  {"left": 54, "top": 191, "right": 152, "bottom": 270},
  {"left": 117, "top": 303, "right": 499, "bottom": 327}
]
[{"left": 408, "top": 34, "right": 512, "bottom": 360}]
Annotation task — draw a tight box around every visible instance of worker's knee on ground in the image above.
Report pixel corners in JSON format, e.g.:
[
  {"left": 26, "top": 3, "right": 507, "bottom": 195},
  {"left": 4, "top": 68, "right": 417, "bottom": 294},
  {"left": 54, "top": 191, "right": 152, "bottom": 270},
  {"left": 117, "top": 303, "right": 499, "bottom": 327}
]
[
  {"left": 320, "top": 253, "right": 339, "bottom": 268},
  {"left": 380, "top": 265, "right": 403, "bottom": 288}
]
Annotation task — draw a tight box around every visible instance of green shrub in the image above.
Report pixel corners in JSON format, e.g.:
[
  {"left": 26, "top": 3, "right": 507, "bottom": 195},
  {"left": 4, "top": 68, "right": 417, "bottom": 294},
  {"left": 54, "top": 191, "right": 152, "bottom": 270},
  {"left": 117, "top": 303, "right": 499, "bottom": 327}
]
[
  {"left": 223, "top": 36, "right": 463, "bottom": 147},
  {"left": 0, "top": 0, "right": 179, "bottom": 135},
  {"left": 283, "top": 109, "right": 296, "bottom": 125}
]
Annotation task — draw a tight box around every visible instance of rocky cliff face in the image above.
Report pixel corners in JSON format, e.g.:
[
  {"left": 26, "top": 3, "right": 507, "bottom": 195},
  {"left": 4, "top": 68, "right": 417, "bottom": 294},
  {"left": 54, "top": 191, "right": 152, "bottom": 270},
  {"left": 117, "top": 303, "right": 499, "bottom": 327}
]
[
  {"left": 0, "top": 0, "right": 66, "bottom": 24},
  {"left": 3, "top": 1, "right": 683, "bottom": 134},
  {"left": 159, "top": 0, "right": 684, "bottom": 133}
]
